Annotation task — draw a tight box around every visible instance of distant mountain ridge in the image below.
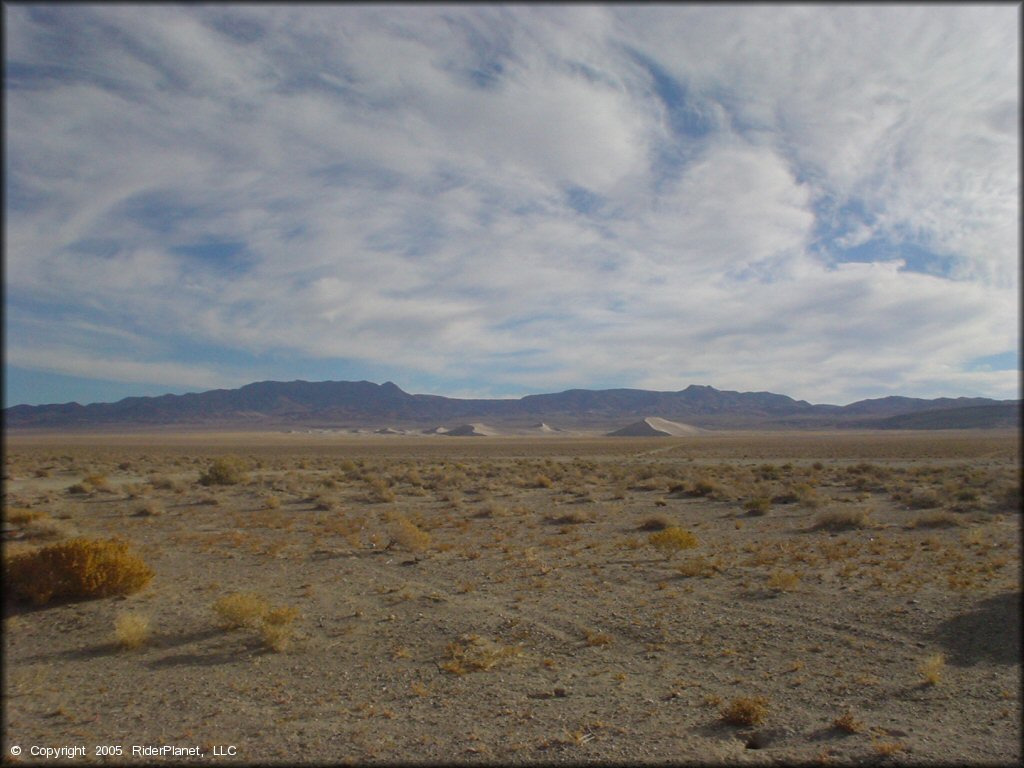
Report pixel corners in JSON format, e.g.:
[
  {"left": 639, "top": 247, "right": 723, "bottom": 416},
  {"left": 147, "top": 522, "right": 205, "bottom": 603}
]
[{"left": 4, "top": 379, "right": 1019, "bottom": 432}]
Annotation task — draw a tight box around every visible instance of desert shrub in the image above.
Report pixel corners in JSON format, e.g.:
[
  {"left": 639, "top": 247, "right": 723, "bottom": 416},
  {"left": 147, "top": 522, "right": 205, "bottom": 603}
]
[
  {"left": 919, "top": 652, "right": 945, "bottom": 685},
  {"left": 910, "top": 511, "right": 963, "bottom": 529},
  {"left": 767, "top": 569, "right": 801, "bottom": 592},
  {"left": 648, "top": 526, "right": 699, "bottom": 558},
  {"left": 213, "top": 592, "right": 271, "bottom": 629},
  {"left": 676, "top": 555, "right": 719, "bottom": 578},
  {"left": 133, "top": 501, "right": 164, "bottom": 517},
  {"left": 720, "top": 696, "right": 769, "bottom": 726},
  {"left": 391, "top": 516, "right": 432, "bottom": 552},
  {"left": 199, "top": 456, "right": 248, "bottom": 486},
  {"left": 23, "top": 516, "right": 75, "bottom": 540},
  {"left": 212, "top": 592, "right": 299, "bottom": 652},
  {"left": 832, "top": 711, "right": 865, "bottom": 734},
  {"left": 5, "top": 538, "right": 154, "bottom": 605},
  {"left": 547, "top": 510, "right": 591, "bottom": 525},
  {"left": 688, "top": 479, "right": 717, "bottom": 497},
  {"left": 114, "top": 612, "right": 151, "bottom": 649},
  {"left": 993, "top": 483, "right": 1022, "bottom": 512},
  {"left": 812, "top": 508, "right": 873, "bottom": 531},
  {"left": 260, "top": 606, "right": 301, "bottom": 652},
  {"left": 4, "top": 508, "right": 47, "bottom": 525},
  {"left": 638, "top": 514, "right": 672, "bottom": 531},
  {"left": 743, "top": 497, "right": 772, "bottom": 516},
  {"left": 584, "top": 630, "right": 613, "bottom": 646},
  {"left": 441, "top": 634, "right": 522, "bottom": 674},
  {"left": 906, "top": 490, "right": 941, "bottom": 510},
  {"left": 83, "top": 473, "right": 111, "bottom": 491}
]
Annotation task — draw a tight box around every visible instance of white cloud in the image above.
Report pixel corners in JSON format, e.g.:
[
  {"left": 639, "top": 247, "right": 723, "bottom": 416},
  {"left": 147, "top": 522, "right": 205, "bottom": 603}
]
[{"left": 4, "top": 5, "right": 1019, "bottom": 406}]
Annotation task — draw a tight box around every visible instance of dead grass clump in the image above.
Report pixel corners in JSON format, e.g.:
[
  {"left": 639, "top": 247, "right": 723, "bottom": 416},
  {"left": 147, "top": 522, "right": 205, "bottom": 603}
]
[
  {"left": 133, "top": 501, "right": 164, "bottom": 517},
  {"left": 114, "top": 612, "right": 151, "bottom": 650},
  {"left": 199, "top": 456, "right": 248, "bottom": 486},
  {"left": 213, "top": 592, "right": 299, "bottom": 652},
  {"left": 743, "top": 497, "right": 772, "bottom": 516},
  {"left": 83, "top": 473, "right": 111, "bottom": 491},
  {"left": 720, "top": 696, "right": 769, "bottom": 726},
  {"left": 676, "top": 555, "right": 719, "bottom": 578},
  {"left": 7, "top": 511, "right": 73, "bottom": 541},
  {"left": 441, "top": 634, "right": 522, "bottom": 674},
  {"left": 547, "top": 510, "right": 591, "bottom": 525},
  {"left": 832, "top": 711, "right": 865, "bottom": 734},
  {"left": 910, "top": 511, "right": 964, "bottom": 529},
  {"left": 4, "top": 508, "right": 47, "bottom": 525},
  {"left": 260, "top": 606, "right": 301, "bottom": 652},
  {"left": 584, "top": 630, "right": 613, "bottom": 647},
  {"left": 5, "top": 538, "right": 154, "bottom": 605},
  {"left": 767, "top": 569, "right": 801, "bottom": 592},
  {"left": 906, "top": 490, "right": 942, "bottom": 510},
  {"left": 648, "top": 526, "right": 699, "bottom": 558},
  {"left": 688, "top": 479, "right": 717, "bottom": 497},
  {"left": 919, "top": 652, "right": 945, "bottom": 685},
  {"left": 365, "top": 474, "right": 396, "bottom": 503},
  {"left": 812, "top": 508, "right": 873, "bottom": 531},
  {"left": 213, "top": 592, "right": 271, "bottom": 629}
]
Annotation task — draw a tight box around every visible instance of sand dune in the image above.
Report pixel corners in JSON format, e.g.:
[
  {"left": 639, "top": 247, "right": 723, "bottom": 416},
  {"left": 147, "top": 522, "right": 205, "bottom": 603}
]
[
  {"left": 607, "top": 416, "right": 704, "bottom": 437},
  {"left": 442, "top": 423, "right": 501, "bottom": 437},
  {"left": 532, "top": 422, "right": 562, "bottom": 433}
]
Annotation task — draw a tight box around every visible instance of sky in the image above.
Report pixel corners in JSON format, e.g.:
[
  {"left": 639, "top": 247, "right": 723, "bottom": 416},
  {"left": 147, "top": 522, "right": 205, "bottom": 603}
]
[{"left": 4, "top": 4, "right": 1020, "bottom": 408}]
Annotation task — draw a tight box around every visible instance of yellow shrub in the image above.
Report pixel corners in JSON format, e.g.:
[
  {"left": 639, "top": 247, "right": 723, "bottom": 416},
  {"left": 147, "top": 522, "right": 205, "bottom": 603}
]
[
  {"left": 213, "top": 592, "right": 270, "bottom": 629},
  {"left": 5, "top": 538, "right": 153, "bottom": 605},
  {"left": 720, "top": 696, "right": 769, "bottom": 725},
  {"left": 391, "top": 516, "right": 432, "bottom": 552},
  {"left": 114, "top": 612, "right": 151, "bottom": 649},
  {"left": 648, "top": 526, "right": 699, "bottom": 558},
  {"left": 212, "top": 593, "right": 299, "bottom": 652}
]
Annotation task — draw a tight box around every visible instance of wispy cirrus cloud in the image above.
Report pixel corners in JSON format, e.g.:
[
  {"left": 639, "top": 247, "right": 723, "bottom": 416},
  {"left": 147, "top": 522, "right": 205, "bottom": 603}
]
[{"left": 4, "top": 4, "right": 1018, "bottom": 407}]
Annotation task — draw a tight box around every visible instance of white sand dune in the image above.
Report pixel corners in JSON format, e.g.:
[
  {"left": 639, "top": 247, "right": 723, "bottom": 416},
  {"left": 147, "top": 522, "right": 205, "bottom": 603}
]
[
  {"left": 607, "top": 417, "right": 704, "bottom": 437},
  {"left": 442, "top": 423, "right": 501, "bottom": 437},
  {"left": 532, "top": 422, "right": 562, "bottom": 433}
]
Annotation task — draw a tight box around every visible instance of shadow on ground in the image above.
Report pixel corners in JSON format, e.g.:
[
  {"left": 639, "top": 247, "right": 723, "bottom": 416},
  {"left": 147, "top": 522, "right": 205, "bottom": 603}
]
[{"left": 930, "top": 591, "right": 1021, "bottom": 666}]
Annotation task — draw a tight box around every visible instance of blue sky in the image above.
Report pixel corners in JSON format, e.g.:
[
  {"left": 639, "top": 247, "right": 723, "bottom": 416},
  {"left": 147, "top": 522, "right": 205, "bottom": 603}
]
[{"left": 4, "top": 5, "right": 1020, "bottom": 408}]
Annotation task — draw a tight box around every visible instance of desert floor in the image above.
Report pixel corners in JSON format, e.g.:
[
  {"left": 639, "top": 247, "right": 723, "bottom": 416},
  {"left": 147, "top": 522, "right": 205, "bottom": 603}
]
[{"left": 3, "top": 430, "right": 1021, "bottom": 765}]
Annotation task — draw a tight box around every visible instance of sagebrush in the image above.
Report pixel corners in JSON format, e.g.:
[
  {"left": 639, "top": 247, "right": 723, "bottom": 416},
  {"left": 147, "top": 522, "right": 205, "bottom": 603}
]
[{"left": 5, "top": 538, "right": 153, "bottom": 604}]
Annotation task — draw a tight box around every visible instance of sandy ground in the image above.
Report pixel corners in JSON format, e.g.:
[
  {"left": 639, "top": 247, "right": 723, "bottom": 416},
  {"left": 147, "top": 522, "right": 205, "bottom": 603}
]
[{"left": 3, "top": 431, "right": 1021, "bottom": 765}]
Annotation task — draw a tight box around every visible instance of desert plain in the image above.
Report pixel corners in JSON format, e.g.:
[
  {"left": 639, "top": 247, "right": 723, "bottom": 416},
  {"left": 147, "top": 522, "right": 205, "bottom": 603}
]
[{"left": 2, "top": 429, "right": 1021, "bottom": 765}]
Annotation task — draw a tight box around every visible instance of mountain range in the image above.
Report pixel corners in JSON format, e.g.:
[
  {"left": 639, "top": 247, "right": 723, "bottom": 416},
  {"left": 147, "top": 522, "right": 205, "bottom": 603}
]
[{"left": 4, "top": 379, "right": 1020, "bottom": 432}]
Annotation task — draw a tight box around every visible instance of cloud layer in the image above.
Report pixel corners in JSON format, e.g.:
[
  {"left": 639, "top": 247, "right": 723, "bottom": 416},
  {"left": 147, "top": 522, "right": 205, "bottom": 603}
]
[{"left": 4, "top": 5, "right": 1019, "bottom": 406}]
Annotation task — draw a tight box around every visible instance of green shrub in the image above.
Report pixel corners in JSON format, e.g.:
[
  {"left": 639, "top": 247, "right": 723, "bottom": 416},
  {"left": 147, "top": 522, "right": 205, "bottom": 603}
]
[{"left": 5, "top": 538, "right": 153, "bottom": 605}]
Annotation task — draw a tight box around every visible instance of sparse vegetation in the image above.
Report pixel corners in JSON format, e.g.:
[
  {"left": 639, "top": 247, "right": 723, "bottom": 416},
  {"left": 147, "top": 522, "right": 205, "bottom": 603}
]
[{"left": 4, "top": 433, "right": 1018, "bottom": 763}]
